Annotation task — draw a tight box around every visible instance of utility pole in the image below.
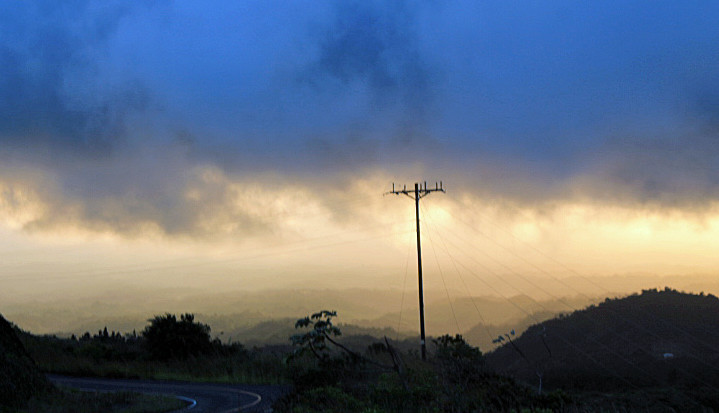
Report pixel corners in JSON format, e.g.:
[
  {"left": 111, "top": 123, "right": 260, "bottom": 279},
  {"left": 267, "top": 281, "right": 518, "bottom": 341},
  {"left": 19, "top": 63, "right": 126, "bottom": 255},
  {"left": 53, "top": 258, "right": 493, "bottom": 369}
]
[{"left": 387, "top": 181, "right": 445, "bottom": 360}]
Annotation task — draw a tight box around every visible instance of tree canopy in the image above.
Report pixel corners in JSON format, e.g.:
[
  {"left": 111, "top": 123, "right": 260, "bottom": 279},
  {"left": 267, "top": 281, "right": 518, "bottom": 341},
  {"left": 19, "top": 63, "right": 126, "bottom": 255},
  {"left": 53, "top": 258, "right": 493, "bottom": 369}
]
[{"left": 142, "top": 313, "right": 212, "bottom": 360}]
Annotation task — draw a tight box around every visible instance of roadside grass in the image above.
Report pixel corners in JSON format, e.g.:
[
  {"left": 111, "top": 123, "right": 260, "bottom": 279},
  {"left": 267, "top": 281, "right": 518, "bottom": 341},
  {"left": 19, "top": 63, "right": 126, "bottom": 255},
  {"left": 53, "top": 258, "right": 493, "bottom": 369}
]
[
  {"left": 147, "top": 350, "right": 289, "bottom": 384},
  {"left": 21, "top": 334, "right": 290, "bottom": 385},
  {"left": 17, "top": 388, "right": 186, "bottom": 413},
  {"left": 35, "top": 353, "right": 290, "bottom": 385}
]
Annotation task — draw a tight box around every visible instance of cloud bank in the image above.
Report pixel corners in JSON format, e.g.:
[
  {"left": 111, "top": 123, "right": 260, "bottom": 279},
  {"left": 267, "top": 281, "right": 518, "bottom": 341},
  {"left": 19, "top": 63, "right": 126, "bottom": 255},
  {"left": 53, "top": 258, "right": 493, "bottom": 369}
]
[{"left": 2, "top": 0, "right": 719, "bottom": 238}]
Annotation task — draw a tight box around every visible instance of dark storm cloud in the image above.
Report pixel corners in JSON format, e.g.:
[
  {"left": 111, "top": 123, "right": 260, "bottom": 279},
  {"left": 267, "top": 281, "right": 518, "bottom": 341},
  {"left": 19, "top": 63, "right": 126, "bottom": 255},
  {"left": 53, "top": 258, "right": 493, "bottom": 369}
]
[
  {"left": 0, "top": 1, "right": 154, "bottom": 156},
  {"left": 587, "top": 130, "right": 719, "bottom": 208},
  {"left": 310, "top": 1, "right": 432, "bottom": 115},
  {"left": 294, "top": 0, "right": 437, "bottom": 166},
  {"left": 427, "top": 0, "right": 719, "bottom": 208},
  {"left": 3, "top": 0, "right": 719, "bottom": 238}
]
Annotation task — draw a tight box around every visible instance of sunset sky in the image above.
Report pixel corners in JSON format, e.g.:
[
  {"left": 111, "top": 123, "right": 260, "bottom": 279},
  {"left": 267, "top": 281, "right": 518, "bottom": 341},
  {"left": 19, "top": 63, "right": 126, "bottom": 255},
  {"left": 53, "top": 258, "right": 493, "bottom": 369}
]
[{"left": 2, "top": 1, "right": 719, "bottom": 308}]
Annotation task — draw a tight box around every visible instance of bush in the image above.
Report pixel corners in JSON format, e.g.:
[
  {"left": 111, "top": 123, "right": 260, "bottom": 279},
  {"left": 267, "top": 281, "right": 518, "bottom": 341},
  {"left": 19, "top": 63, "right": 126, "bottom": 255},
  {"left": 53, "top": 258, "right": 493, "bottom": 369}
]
[
  {"left": 276, "top": 385, "right": 365, "bottom": 413},
  {"left": 142, "top": 313, "right": 212, "bottom": 360}
]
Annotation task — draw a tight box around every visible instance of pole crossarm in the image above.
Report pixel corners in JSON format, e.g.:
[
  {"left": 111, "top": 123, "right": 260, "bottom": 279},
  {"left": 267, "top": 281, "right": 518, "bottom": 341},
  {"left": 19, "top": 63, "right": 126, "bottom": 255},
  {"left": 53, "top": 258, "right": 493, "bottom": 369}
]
[
  {"left": 385, "top": 181, "right": 445, "bottom": 199},
  {"left": 386, "top": 180, "right": 445, "bottom": 360}
]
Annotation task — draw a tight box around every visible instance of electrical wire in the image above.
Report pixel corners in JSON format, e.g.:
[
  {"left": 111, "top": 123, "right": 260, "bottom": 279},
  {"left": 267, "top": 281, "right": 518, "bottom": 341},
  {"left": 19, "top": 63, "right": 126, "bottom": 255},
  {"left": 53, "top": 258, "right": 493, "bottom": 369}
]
[
  {"left": 429, "top": 199, "right": 719, "bottom": 398},
  {"left": 421, "top": 207, "right": 506, "bottom": 346},
  {"left": 420, "top": 204, "right": 462, "bottom": 335},
  {"left": 396, "top": 229, "right": 414, "bottom": 341},
  {"left": 438, "top": 197, "right": 719, "bottom": 376},
  {"left": 457, "top": 196, "right": 719, "bottom": 354}
]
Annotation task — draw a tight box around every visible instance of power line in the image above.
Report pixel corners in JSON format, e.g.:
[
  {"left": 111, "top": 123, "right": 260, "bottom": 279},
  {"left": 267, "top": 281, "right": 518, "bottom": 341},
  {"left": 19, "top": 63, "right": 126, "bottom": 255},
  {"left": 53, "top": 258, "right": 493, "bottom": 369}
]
[
  {"left": 458, "top": 198, "right": 719, "bottom": 353},
  {"left": 420, "top": 207, "right": 461, "bottom": 335},
  {"left": 421, "top": 206, "right": 497, "bottom": 346},
  {"left": 430, "top": 203, "right": 719, "bottom": 397},
  {"left": 396, "top": 230, "right": 415, "bottom": 341},
  {"left": 438, "top": 200, "right": 719, "bottom": 374},
  {"left": 424, "top": 225, "right": 706, "bottom": 401}
]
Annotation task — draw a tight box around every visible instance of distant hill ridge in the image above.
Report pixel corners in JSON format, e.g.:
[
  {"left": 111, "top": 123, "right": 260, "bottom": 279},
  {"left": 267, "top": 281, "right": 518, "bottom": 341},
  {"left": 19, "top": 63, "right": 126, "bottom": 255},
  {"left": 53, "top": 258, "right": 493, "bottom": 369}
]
[{"left": 486, "top": 288, "right": 719, "bottom": 391}]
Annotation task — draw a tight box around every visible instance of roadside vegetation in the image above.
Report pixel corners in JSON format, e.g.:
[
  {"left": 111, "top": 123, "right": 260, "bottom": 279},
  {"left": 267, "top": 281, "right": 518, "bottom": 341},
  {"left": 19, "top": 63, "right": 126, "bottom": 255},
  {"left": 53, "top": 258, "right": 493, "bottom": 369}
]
[
  {"left": 17, "top": 313, "right": 288, "bottom": 385},
  {"left": 275, "top": 310, "right": 566, "bottom": 412},
  {"left": 0, "top": 312, "right": 187, "bottom": 413},
  {"left": 8, "top": 288, "right": 719, "bottom": 411}
]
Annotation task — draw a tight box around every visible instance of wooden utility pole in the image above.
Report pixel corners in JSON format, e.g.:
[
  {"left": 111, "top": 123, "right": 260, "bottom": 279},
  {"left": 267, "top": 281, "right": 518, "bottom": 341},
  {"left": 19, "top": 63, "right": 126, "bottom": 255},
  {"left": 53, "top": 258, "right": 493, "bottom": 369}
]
[{"left": 387, "top": 181, "right": 445, "bottom": 360}]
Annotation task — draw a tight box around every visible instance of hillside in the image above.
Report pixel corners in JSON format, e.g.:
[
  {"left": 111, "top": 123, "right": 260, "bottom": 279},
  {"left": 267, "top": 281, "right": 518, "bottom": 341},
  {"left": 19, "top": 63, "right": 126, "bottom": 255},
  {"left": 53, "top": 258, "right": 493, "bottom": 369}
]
[
  {"left": 0, "top": 313, "right": 52, "bottom": 410},
  {"left": 486, "top": 288, "right": 719, "bottom": 396}
]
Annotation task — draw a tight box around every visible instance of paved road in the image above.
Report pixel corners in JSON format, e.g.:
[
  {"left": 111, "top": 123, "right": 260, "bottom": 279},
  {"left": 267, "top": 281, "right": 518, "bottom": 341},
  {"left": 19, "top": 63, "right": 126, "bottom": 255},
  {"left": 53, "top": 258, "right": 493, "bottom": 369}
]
[{"left": 48, "top": 375, "right": 288, "bottom": 412}]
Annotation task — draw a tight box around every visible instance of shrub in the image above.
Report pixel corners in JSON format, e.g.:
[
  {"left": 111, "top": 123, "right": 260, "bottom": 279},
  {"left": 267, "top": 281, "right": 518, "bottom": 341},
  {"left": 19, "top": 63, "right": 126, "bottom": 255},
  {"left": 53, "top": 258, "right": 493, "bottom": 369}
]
[{"left": 142, "top": 313, "right": 212, "bottom": 360}]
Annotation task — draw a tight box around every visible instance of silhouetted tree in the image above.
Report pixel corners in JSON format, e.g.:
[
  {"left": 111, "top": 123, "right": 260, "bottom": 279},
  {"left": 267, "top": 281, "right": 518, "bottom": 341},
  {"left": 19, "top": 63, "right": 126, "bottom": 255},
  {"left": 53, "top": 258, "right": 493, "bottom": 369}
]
[
  {"left": 433, "top": 334, "right": 486, "bottom": 409},
  {"left": 289, "top": 310, "right": 409, "bottom": 390},
  {"left": 142, "top": 313, "right": 212, "bottom": 360}
]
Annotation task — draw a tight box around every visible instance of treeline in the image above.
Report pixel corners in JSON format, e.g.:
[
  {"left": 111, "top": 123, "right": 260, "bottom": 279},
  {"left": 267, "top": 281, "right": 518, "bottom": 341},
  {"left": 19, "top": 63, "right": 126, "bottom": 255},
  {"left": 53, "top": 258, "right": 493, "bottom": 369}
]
[
  {"left": 30, "top": 313, "right": 246, "bottom": 363},
  {"left": 73, "top": 327, "right": 139, "bottom": 343},
  {"left": 16, "top": 312, "right": 263, "bottom": 384}
]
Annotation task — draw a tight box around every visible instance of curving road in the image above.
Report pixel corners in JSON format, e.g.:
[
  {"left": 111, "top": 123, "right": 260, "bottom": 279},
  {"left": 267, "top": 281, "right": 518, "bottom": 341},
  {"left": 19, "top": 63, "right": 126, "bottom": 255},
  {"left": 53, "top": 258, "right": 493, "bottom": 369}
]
[{"left": 48, "top": 374, "right": 289, "bottom": 412}]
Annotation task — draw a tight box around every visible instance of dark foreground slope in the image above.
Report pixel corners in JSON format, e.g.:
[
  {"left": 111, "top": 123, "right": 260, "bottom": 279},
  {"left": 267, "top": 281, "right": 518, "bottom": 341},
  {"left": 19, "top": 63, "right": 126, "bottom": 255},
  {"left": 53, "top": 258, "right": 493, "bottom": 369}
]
[
  {"left": 0, "top": 312, "right": 52, "bottom": 411},
  {"left": 486, "top": 288, "right": 719, "bottom": 394}
]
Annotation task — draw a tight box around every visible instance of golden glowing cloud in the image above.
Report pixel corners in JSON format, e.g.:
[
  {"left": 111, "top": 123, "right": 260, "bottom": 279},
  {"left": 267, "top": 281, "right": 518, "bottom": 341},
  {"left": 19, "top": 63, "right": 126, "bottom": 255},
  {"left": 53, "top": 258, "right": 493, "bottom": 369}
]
[{"left": 2, "top": 167, "right": 719, "bottom": 303}]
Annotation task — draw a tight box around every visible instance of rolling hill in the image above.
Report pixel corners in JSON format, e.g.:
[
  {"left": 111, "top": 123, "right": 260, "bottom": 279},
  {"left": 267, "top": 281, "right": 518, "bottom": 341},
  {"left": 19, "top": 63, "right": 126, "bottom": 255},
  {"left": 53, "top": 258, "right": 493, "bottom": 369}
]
[{"left": 486, "top": 288, "right": 719, "bottom": 396}]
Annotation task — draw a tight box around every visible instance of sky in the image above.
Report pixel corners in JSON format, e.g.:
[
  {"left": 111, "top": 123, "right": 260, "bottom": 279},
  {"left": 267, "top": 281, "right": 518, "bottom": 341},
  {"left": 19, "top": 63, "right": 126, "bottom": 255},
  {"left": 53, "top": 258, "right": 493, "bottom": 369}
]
[{"left": 2, "top": 0, "right": 719, "bottom": 308}]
